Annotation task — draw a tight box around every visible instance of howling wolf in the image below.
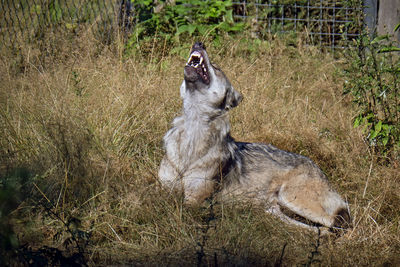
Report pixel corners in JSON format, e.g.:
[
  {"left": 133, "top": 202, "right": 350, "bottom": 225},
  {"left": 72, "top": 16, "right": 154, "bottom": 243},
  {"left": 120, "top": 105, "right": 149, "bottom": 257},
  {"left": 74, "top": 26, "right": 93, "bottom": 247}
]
[{"left": 159, "top": 42, "right": 351, "bottom": 231}]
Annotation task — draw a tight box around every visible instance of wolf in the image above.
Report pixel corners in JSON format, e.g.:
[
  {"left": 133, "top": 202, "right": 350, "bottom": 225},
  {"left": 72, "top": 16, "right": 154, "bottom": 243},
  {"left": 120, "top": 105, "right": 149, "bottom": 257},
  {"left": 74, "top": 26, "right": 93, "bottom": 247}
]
[{"left": 159, "top": 42, "right": 351, "bottom": 231}]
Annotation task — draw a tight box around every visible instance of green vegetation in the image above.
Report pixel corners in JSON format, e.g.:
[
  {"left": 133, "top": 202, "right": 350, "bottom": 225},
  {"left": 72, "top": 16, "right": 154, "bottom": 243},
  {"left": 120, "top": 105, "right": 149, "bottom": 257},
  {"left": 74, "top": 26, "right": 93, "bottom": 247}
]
[
  {"left": 123, "top": 0, "right": 244, "bottom": 56},
  {"left": 344, "top": 25, "right": 400, "bottom": 160},
  {"left": 138, "top": 0, "right": 242, "bottom": 36}
]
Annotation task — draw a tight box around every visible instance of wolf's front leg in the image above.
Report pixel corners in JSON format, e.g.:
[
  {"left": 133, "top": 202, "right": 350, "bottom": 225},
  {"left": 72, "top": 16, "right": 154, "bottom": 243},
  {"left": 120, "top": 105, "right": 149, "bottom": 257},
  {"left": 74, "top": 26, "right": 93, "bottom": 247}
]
[{"left": 183, "top": 175, "right": 216, "bottom": 204}]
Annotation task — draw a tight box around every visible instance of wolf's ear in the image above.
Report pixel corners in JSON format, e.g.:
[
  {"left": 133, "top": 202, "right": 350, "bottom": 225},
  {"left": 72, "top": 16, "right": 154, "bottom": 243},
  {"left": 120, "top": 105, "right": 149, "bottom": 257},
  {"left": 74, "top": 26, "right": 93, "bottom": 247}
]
[{"left": 224, "top": 87, "right": 242, "bottom": 110}]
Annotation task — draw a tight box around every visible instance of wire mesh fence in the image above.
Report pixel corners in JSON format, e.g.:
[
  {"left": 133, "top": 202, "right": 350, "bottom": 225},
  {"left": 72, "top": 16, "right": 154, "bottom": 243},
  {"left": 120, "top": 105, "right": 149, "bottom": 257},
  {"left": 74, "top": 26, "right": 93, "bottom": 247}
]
[
  {"left": 0, "top": 0, "right": 116, "bottom": 47},
  {"left": 0, "top": 0, "right": 365, "bottom": 49},
  {"left": 233, "top": 1, "right": 364, "bottom": 48}
]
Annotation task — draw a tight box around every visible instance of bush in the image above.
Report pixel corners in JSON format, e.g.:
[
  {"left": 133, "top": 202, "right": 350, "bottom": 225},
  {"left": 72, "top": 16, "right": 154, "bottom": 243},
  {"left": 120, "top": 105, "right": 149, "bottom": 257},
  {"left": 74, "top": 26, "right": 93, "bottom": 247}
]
[
  {"left": 343, "top": 25, "right": 400, "bottom": 161},
  {"left": 123, "top": 0, "right": 244, "bottom": 55}
]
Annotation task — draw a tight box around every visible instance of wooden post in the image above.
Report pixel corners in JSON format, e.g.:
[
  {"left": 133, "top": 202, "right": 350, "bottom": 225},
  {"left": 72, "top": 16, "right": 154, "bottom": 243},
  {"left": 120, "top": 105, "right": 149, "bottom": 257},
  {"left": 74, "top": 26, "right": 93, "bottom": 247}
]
[{"left": 377, "top": 0, "right": 400, "bottom": 42}]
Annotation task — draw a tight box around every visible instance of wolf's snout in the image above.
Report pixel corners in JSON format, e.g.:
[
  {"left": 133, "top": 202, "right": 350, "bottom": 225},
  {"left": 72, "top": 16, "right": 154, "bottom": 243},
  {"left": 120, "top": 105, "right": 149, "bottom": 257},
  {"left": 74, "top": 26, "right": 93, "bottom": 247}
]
[{"left": 185, "top": 43, "right": 210, "bottom": 85}]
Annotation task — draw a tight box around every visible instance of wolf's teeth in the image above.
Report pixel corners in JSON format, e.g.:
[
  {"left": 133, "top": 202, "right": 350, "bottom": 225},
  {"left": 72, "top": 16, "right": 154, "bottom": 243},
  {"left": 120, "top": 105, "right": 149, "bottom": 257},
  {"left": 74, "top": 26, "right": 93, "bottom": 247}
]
[
  {"left": 187, "top": 51, "right": 204, "bottom": 67},
  {"left": 187, "top": 56, "right": 192, "bottom": 65}
]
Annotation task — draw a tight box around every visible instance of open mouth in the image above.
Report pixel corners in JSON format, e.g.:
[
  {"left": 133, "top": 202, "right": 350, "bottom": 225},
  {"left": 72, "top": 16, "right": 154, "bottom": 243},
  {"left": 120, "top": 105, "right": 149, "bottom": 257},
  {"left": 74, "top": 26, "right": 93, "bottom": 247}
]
[{"left": 186, "top": 50, "right": 209, "bottom": 84}]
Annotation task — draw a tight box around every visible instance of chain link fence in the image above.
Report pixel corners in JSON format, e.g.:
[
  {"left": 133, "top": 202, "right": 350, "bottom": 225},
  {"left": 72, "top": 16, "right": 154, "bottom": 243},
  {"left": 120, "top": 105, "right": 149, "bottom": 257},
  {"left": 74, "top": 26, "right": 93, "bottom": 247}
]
[{"left": 1, "top": 0, "right": 365, "bottom": 49}]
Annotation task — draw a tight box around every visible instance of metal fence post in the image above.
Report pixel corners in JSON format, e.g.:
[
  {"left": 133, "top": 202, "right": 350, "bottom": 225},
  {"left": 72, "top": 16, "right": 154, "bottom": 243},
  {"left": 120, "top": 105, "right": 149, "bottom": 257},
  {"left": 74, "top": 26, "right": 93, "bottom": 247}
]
[{"left": 363, "top": 0, "right": 378, "bottom": 35}]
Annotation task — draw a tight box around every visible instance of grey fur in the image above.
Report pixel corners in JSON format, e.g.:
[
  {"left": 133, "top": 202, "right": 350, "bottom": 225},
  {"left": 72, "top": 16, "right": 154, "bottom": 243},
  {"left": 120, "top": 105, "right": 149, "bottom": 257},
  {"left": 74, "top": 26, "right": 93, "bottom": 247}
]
[{"left": 159, "top": 42, "right": 351, "bottom": 231}]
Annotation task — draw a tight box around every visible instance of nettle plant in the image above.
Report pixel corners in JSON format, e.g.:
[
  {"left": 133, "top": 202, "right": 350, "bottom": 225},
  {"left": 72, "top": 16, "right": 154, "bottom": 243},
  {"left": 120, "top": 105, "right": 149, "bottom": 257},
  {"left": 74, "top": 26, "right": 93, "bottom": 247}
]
[
  {"left": 123, "top": 0, "right": 244, "bottom": 52},
  {"left": 344, "top": 24, "right": 400, "bottom": 160}
]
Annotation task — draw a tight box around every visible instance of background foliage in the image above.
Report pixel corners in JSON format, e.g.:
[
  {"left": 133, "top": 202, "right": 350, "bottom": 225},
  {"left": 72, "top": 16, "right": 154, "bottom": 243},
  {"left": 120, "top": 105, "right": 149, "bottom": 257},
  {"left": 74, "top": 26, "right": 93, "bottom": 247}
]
[
  {"left": 344, "top": 24, "right": 400, "bottom": 160},
  {"left": 1, "top": 0, "right": 363, "bottom": 48}
]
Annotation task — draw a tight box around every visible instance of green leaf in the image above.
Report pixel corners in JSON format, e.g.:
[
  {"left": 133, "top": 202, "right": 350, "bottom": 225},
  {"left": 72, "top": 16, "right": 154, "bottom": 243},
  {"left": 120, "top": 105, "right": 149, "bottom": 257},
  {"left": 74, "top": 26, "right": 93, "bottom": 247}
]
[
  {"left": 394, "top": 23, "right": 400, "bottom": 32},
  {"left": 219, "top": 21, "right": 233, "bottom": 31},
  {"left": 382, "top": 124, "right": 390, "bottom": 131},
  {"left": 176, "top": 24, "right": 196, "bottom": 36},
  {"left": 370, "top": 130, "right": 378, "bottom": 140},
  {"left": 354, "top": 116, "right": 361, "bottom": 128},
  {"left": 371, "top": 34, "right": 390, "bottom": 44},
  {"left": 382, "top": 136, "right": 389, "bottom": 146},
  {"left": 375, "top": 121, "right": 382, "bottom": 133},
  {"left": 197, "top": 25, "right": 210, "bottom": 35},
  {"left": 225, "top": 9, "right": 234, "bottom": 23},
  {"left": 378, "top": 46, "right": 400, "bottom": 53},
  {"left": 187, "top": 24, "right": 197, "bottom": 35}
]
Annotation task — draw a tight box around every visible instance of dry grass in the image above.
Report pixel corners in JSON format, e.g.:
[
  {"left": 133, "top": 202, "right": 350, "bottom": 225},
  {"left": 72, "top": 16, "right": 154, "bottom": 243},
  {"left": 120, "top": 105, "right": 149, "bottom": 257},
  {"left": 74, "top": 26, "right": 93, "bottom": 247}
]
[{"left": 1, "top": 34, "right": 400, "bottom": 266}]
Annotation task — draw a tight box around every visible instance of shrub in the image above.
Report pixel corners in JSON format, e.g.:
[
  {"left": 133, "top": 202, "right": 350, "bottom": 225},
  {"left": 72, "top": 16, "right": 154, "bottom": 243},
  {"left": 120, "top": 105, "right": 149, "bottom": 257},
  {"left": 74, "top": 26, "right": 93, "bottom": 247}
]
[
  {"left": 123, "top": 0, "right": 244, "bottom": 55},
  {"left": 343, "top": 24, "right": 400, "bottom": 161}
]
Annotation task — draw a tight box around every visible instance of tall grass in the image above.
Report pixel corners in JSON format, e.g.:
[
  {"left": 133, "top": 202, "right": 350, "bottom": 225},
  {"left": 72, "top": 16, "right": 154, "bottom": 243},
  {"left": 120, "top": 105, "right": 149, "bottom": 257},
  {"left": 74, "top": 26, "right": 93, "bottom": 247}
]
[{"left": 1, "top": 34, "right": 399, "bottom": 265}]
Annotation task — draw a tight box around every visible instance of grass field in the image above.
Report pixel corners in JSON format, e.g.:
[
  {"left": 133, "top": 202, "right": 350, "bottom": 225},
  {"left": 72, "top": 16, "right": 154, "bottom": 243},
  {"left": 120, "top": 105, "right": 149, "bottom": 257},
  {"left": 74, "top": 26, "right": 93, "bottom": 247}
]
[{"left": 1, "top": 33, "right": 399, "bottom": 266}]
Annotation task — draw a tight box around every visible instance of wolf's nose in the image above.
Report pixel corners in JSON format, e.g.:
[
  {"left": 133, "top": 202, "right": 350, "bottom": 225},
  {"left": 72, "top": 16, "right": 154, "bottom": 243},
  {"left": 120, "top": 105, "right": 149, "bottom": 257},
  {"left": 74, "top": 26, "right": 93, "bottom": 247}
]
[{"left": 193, "top": 42, "right": 206, "bottom": 50}]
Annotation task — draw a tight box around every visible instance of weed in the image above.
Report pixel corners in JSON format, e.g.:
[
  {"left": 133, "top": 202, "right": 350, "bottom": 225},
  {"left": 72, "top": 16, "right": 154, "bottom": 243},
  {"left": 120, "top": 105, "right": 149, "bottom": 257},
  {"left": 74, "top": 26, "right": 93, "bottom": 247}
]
[
  {"left": 343, "top": 25, "right": 400, "bottom": 161},
  {"left": 14, "top": 199, "right": 91, "bottom": 266},
  {"left": 123, "top": 0, "right": 244, "bottom": 57},
  {"left": 0, "top": 168, "right": 32, "bottom": 263}
]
